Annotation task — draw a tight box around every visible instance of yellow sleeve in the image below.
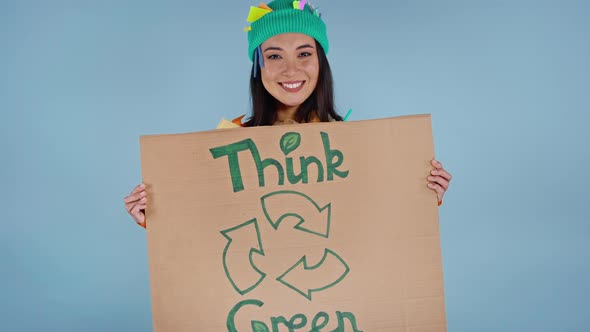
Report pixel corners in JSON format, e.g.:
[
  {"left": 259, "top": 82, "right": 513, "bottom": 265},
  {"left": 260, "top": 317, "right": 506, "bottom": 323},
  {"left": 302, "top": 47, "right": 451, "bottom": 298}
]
[
  {"left": 216, "top": 115, "right": 246, "bottom": 129},
  {"left": 216, "top": 118, "right": 241, "bottom": 129}
]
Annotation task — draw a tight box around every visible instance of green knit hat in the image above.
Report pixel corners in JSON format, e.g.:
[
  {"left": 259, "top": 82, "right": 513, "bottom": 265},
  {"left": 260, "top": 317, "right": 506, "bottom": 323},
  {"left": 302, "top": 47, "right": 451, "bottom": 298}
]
[{"left": 246, "top": 0, "right": 329, "bottom": 61}]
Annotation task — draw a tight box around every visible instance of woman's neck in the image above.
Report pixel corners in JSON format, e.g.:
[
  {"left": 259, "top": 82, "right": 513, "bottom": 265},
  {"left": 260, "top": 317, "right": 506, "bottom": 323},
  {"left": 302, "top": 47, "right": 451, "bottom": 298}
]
[{"left": 276, "top": 105, "right": 298, "bottom": 122}]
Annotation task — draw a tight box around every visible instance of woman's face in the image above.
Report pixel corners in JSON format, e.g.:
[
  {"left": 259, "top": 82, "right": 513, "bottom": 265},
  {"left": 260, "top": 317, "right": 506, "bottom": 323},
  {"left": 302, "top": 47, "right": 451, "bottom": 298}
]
[{"left": 260, "top": 33, "right": 319, "bottom": 112}]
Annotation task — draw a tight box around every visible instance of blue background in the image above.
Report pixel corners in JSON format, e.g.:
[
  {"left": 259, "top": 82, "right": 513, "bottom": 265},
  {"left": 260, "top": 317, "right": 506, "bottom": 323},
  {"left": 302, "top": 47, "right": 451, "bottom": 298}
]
[{"left": 1, "top": 0, "right": 589, "bottom": 331}]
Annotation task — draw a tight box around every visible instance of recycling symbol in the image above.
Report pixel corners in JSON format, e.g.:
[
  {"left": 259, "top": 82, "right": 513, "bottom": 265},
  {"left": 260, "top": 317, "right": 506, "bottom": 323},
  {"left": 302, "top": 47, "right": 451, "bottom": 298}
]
[{"left": 220, "top": 190, "right": 350, "bottom": 301}]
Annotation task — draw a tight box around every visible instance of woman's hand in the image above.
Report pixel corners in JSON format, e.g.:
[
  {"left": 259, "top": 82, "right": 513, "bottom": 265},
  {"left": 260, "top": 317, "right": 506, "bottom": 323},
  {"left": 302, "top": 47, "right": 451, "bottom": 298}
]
[
  {"left": 124, "top": 183, "right": 147, "bottom": 228},
  {"left": 428, "top": 159, "right": 452, "bottom": 205}
]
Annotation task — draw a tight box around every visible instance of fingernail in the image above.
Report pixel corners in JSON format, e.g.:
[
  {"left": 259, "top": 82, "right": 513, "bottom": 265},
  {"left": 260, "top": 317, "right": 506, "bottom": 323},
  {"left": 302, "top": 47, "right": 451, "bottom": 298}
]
[
  {"left": 428, "top": 183, "right": 434, "bottom": 188},
  {"left": 140, "top": 183, "right": 145, "bottom": 188},
  {"left": 428, "top": 176, "right": 434, "bottom": 181},
  {"left": 140, "top": 191, "right": 146, "bottom": 196},
  {"left": 431, "top": 170, "right": 437, "bottom": 175}
]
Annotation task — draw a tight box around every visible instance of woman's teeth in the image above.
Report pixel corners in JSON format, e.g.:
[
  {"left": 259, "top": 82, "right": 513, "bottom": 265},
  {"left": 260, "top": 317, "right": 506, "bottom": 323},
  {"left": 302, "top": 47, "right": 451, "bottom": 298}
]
[{"left": 281, "top": 82, "right": 303, "bottom": 89}]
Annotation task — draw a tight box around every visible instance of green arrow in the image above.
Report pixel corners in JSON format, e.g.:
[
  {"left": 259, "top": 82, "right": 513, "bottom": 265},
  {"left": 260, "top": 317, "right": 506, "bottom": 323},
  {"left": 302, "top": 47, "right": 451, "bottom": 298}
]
[
  {"left": 261, "top": 190, "right": 331, "bottom": 238},
  {"left": 220, "top": 219, "right": 266, "bottom": 295},
  {"left": 276, "top": 248, "right": 350, "bottom": 301}
]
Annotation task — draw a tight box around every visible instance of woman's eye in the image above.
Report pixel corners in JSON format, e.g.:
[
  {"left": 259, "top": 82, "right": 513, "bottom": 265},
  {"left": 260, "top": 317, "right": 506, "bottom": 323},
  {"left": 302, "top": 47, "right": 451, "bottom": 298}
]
[
  {"left": 299, "top": 52, "right": 312, "bottom": 57},
  {"left": 267, "top": 54, "right": 281, "bottom": 60}
]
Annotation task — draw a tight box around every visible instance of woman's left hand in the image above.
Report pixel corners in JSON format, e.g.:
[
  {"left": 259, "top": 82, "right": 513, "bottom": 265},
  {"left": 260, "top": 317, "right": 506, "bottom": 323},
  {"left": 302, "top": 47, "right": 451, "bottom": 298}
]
[{"left": 428, "top": 159, "right": 452, "bottom": 205}]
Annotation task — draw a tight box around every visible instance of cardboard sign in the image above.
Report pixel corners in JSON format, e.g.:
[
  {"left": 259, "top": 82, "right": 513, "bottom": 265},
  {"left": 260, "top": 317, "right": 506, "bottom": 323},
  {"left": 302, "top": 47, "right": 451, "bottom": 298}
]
[{"left": 140, "top": 115, "right": 447, "bottom": 332}]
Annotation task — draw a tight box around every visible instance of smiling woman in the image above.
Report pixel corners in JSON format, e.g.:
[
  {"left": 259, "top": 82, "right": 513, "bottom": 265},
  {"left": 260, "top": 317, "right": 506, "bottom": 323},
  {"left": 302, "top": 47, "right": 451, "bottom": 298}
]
[
  {"left": 259, "top": 33, "right": 322, "bottom": 124},
  {"left": 245, "top": 0, "right": 339, "bottom": 127},
  {"left": 123, "top": 0, "right": 453, "bottom": 228}
]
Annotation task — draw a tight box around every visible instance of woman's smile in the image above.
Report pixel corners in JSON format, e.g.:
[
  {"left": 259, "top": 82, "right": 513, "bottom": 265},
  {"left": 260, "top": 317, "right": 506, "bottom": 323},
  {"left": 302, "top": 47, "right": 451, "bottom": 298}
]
[{"left": 279, "top": 80, "right": 305, "bottom": 92}]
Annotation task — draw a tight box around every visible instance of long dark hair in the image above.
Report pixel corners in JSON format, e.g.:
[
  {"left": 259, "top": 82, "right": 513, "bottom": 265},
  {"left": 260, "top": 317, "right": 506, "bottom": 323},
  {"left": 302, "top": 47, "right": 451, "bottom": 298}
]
[{"left": 244, "top": 41, "right": 342, "bottom": 127}]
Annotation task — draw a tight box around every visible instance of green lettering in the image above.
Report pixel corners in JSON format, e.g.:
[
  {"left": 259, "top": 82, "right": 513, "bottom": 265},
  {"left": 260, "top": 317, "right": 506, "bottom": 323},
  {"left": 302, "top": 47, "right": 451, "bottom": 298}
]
[
  {"left": 286, "top": 157, "right": 303, "bottom": 184},
  {"left": 260, "top": 157, "right": 284, "bottom": 188},
  {"left": 336, "top": 311, "right": 362, "bottom": 332},
  {"left": 310, "top": 311, "right": 330, "bottom": 331},
  {"left": 321, "top": 132, "right": 349, "bottom": 181},
  {"left": 210, "top": 139, "right": 253, "bottom": 192},
  {"left": 211, "top": 133, "right": 347, "bottom": 192},
  {"left": 271, "top": 316, "right": 291, "bottom": 332},
  {"left": 226, "top": 299, "right": 264, "bottom": 332},
  {"left": 210, "top": 139, "right": 284, "bottom": 192},
  {"left": 289, "top": 314, "right": 307, "bottom": 329},
  {"left": 286, "top": 156, "right": 325, "bottom": 184},
  {"left": 301, "top": 156, "right": 324, "bottom": 183},
  {"left": 227, "top": 303, "right": 362, "bottom": 332}
]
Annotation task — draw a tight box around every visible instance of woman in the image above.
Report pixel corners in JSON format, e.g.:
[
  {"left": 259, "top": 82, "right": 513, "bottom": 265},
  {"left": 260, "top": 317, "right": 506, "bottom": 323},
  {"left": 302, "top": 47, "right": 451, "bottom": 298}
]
[{"left": 124, "top": 0, "right": 452, "bottom": 228}]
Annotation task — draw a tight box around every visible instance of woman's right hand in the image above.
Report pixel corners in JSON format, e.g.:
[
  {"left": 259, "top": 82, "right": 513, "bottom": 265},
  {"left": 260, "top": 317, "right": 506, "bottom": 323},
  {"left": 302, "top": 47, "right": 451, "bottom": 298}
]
[{"left": 124, "top": 183, "right": 147, "bottom": 228}]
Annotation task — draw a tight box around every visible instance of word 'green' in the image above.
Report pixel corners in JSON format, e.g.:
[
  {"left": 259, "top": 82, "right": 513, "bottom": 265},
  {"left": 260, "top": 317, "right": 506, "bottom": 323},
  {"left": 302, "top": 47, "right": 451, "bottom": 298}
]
[{"left": 227, "top": 299, "right": 363, "bottom": 332}]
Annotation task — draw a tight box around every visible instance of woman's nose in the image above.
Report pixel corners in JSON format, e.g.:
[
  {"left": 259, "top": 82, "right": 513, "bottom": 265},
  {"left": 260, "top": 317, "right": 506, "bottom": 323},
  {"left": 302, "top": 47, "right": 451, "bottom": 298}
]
[{"left": 282, "top": 57, "right": 298, "bottom": 76}]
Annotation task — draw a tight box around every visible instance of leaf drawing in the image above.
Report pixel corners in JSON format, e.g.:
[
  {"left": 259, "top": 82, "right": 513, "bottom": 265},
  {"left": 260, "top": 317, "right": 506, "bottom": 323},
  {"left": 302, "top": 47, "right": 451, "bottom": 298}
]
[
  {"left": 280, "top": 132, "right": 301, "bottom": 156},
  {"left": 251, "top": 320, "right": 269, "bottom": 332}
]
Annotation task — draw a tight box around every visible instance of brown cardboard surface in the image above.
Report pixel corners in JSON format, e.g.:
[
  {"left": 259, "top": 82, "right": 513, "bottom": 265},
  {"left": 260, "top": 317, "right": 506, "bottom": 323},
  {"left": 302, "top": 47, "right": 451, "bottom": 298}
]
[{"left": 140, "top": 115, "right": 446, "bottom": 331}]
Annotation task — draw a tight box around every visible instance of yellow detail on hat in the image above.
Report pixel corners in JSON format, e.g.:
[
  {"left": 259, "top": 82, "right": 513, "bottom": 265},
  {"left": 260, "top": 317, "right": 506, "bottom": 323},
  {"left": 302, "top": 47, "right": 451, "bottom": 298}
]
[{"left": 247, "top": 6, "right": 272, "bottom": 23}]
